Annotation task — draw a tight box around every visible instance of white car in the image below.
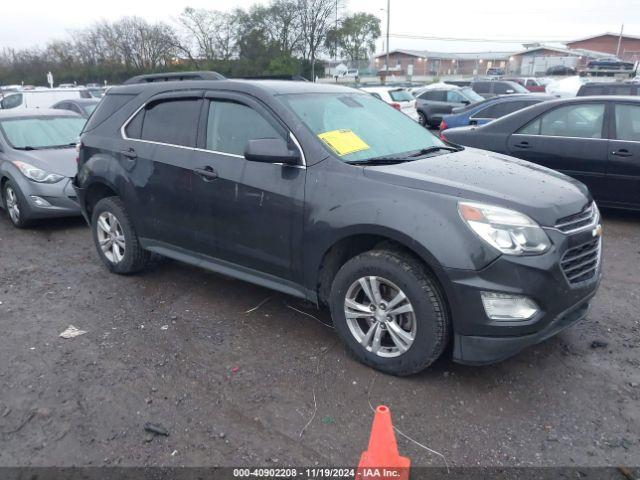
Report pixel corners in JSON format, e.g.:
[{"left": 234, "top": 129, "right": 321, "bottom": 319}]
[
  {"left": 0, "top": 88, "right": 93, "bottom": 109},
  {"left": 360, "top": 86, "right": 419, "bottom": 122}
]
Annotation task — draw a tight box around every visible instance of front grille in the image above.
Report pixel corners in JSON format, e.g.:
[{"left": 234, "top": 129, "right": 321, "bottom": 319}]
[
  {"left": 561, "top": 238, "right": 601, "bottom": 285},
  {"left": 555, "top": 203, "right": 598, "bottom": 233}
]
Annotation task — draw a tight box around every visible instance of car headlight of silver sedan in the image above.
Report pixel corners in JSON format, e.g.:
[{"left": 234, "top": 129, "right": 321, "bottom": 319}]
[
  {"left": 458, "top": 201, "right": 551, "bottom": 255},
  {"left": 12, "top": 161, "right": 65, "bottom": 184}
]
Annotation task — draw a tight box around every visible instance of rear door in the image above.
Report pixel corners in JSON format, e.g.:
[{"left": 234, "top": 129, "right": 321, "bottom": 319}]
[
  {"left": 121, "top": 91, "right": 203, "bottom": 248},
  {"left": 507, "top": 102, "right": 609, "bottom": 200},
  {"left": 606, "top": 101, "right": 640, "bottom": 207}
]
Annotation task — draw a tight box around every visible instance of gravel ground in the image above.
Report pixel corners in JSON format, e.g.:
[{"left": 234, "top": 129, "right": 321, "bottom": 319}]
[{"left": 0, "top": 208, "right": 638, "bottom": 468}]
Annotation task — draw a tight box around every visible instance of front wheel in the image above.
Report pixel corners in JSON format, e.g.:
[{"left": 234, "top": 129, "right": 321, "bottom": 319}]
[
  {"left": 329, "top": 249, "right": 450, "bottom": 376},
  {"left": 91, "top": 196, "right": 151, "bottom": 274},
  {"left": 2, "top": 180, "right": 30, "bottom": 228}
]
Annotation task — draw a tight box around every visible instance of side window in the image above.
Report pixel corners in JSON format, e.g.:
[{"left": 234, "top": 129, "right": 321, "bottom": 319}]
[
  {"left": 525, "top": 79, "right": 537, "bottom": 87},
  {"left": 139, "top": 98, "right": 201, "bottom": 147},
  {"left": 474, "top": 104, "right": 498, "bottom": 119},
  {"left": 446, "top": 91, "right": 465, "bottom": 103},
  {"left": 1, "top": 94, "right": 23, "bottom": 109},
  {"left": 423, "top": 91, "right": 445, "bottom": 101},
  {"left": 614, "top": 104, "right": 640, "bottom": 141},
  {"left": 125, "top": 109, "right": 145, "bottom": 139},
  {"left": 612, "top": 86, "right": 633, "bottom": 96},
  {"left": 472, "top": 82, "right": 490, "bottom": 94},
  {"left": 518, "top": 104, "right": 605, "bottom": 138},
  {"left": 492, "top": 83, "right": 511, "bottom": 94},
  {"left": 206, "top": 100, "right": 283, "bottom": 156}
]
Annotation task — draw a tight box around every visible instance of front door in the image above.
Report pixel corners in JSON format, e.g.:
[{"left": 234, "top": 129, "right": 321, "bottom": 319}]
[
  {"left": 120, "top": 92, "right": 202, "bottom": 248},
  {"left": 606, "top": 102, "right": 640, "bottom": 208},
  {"left": 506, "top": 102, "right": 609, "bottom": 201},
  {"left": 190, "top": 92, "right": 306, "bottom": 285}
]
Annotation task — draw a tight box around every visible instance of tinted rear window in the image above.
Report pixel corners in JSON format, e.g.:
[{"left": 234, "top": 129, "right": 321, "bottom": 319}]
[
  {"left": 83, "top": 93, "right": 136, "bottom": 132},
  {"left": 389, "top": 90, "right": 413, "bottom": 102},
  {"left": 140, "top": 99, "right": 201, "bottom": 147}
]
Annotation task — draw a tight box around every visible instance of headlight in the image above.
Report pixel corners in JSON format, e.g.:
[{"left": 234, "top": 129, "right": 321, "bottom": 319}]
[
  {"left": 458, "top": 201, "right": 551, "bottom": 255},
  {"left": 11, "top": 161, "right": 64, "bottom": 183}
]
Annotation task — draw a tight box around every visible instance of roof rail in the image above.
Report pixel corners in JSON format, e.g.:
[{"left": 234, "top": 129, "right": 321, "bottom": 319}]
[
  {"left": 123, "top": 71, "right": 226, "bottom": 85},
  {"left": 234, "top": 74, "right": 309, "bottom": 82}
]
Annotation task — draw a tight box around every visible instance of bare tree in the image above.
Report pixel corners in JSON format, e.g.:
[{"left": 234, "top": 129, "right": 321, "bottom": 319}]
[
  {"left": 177, "top": 7, "right": 238, "bottom": 61},
  {"left": 298, "top": 0, "right": 340, "bottom": 80}
]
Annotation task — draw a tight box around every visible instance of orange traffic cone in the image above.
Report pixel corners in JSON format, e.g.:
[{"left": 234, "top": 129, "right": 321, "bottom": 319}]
[{"left": 357, "top": 405, "right": 411, "bottom": 480}]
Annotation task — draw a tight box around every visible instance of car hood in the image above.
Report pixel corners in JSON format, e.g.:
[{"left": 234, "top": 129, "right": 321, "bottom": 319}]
[
  {"left": 363, "top": 147, "right": 591, "bottom": 227},
  {"left": 13, "top": 147, "right": 77, "bottom": 178}
]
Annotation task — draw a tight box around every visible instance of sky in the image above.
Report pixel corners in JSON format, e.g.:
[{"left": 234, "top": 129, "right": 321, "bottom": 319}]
[{"left": 0, "top": 0, "right": 638, "bottom": 54}]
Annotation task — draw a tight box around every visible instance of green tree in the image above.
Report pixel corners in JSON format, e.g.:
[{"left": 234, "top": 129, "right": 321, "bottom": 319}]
[{"left": 326, "top": 13, "right": 380, "bottom": 64}]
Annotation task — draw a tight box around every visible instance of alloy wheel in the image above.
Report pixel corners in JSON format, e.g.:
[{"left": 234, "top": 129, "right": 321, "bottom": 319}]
[
  {"left": 5, "top": 186, "right": 20, "bottom": 224},
  {"left": 96, "top": 212, "right": 125, "bottom": 264},
  {"left": 344, "top": 276, "right": 417, "bottom": 358}
]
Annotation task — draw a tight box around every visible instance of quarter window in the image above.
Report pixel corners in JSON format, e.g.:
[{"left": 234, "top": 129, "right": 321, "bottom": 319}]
[
  {"left": 1, "top": 94, "right": 23, "bottom": 109},
  {"left": 517, "top": 104, "right": 605, "bottom": 138},
  {"left": 139, "top": 98, "right": 201, "bottom": 147},
  {"left": 206, "top": 100, "right": 282, "bottom": 156},
  {"left": 614, "top": 104, "right": 640, "bottom": 141}
]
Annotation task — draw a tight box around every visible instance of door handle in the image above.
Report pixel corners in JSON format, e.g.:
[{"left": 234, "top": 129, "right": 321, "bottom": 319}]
[
  {"left": 194, "top": 166, "right": 218, "bottom": 181},
  {"left": 611, "top": 149, "right": 633, "bottom": 157},
  {"left": 120, "top": 148, "right": 137, "bottom": 159},
  {"left": 514, "top": 141, "right": 532, "bottom": 149}
]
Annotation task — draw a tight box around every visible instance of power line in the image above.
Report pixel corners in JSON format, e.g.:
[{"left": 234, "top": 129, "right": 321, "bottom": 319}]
[{"left": 386, "top": 33, "right": 576, "bottom": 43}]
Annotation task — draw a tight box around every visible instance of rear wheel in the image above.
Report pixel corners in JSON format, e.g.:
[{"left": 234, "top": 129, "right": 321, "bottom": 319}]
[
  {"left": 91, "top": 197, "right": 151, "bottom": 274},
  {"left": 329, "top": 249, "right": 450, "bottom": 376},
  {"left": 2, "top": 180, "right": 30, "bottom": 228},
  {"left": 418, "top": 111, "right": 427, "bottom": 126}
]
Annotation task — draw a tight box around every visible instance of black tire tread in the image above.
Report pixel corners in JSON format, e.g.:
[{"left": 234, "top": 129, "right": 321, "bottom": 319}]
[{"left": 91, "top": 196, "right": 151, "bottom": 274}]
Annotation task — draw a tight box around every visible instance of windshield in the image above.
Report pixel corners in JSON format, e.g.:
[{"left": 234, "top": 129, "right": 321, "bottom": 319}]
[
  {"left": 281, "top": 92, "right": 447, "bottom": 163},
  {"left": 388, "top": 89, "right": 413, "bottom": 102},
  {"left": 0, "top": 116, "right": 85, "bottom": 149},
  {"left": 460, "top": 87, "right": 485, "bottom": 103}
]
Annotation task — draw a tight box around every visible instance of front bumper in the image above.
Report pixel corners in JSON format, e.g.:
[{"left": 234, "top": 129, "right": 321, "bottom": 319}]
[
  {"left": 444, "top": 226, "right": 602, "bottom": 365},
  {"left": 7, "top": 175, "right": 80, "bottom": 220}
]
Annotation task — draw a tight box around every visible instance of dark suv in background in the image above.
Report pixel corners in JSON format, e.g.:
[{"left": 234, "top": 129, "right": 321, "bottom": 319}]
[
  {"left": 74, "top": 72, "right": 602, "bottom": 375},
  {"left": 471, "top": 80, "right": 529, "bottom": 98}
]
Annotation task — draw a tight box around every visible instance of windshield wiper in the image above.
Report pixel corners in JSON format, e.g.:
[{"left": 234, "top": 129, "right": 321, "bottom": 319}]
[
  {"left": 406, "top": 146, "right": 461, "bottom": 158},
  {"left": 13, "top": 146, "right": 39, "bottom": 151},
  {"left": 346, "top": 157, "right": 412, "bottom": 165}
]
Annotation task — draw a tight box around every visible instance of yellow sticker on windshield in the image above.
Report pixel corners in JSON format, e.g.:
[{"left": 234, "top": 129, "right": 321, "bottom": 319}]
[{"left": 317, "top": 129, "right": 370, "bottom": 156}]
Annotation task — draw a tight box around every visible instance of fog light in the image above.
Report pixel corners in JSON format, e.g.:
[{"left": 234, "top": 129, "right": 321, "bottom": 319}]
[
  {"left": 481, "top": 292, "right": 539, "bottom": 321},
  {"left": 30, "top": 195, "right": 52, "bottom": 207}
]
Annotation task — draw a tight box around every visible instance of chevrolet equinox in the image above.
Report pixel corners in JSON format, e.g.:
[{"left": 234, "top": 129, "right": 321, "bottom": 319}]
[{"left": 74, "top": 74, "right": 602, "bottom": 375}]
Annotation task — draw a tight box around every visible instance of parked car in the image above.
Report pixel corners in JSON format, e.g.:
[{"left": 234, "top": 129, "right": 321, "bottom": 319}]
[
  {"left": 439, "top": 94, "right": 556, "bottom": 131},
  {"left": 586, "top": 57, "right": 635, "bottom": 71},
  {"left": 334, "top": 68, "right": 359, "bottom": 81},
  {"left": 441, "top": 96, "right": 640, "bottom": 210},
  {"left": 503, "top": 77, "right": 546, "bottom": 92},
  {"left": 361, "top": 86, "right": 419, "bottom": 122},
  {"left": 577, "top": 82, "right": 639, "bottom": 96},
  {"left": 75, "top": 74, "right": 601, "bottom": 375},
  {"left": 0, "top": 109, "right": 84, "bottom": 227},
  {"left": 545, "top": 76, "right": 588, "bottom": 97},
  {"left": 443, "top": 79, "right": 472, "bottom": 87},
  {"left": 486, "top": 67, "right": 505, "bottom": 76},
  {"left": 412, "top": 83, "right": 484, "bottom": 127},
  {"left": 53, "top": 98, "right": 100, "bottom": 119},
  {"left": 0, "top": 88, "right": 92, "bottom": 110},
  {"left": 470, "top": 80, "right": 529, "bottom": 98},
  {"left": 546, "top": 65, "right": 576, "bottom": 76}
]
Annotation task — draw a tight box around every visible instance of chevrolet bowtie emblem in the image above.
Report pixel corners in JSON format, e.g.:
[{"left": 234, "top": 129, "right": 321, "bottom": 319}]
[{"left": 593, "top": 224, "right": 603, "bottom": 238}]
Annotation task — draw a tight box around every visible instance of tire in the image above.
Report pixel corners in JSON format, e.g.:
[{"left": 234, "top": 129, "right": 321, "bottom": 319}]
[
  {"left": 418, "top": 111, "right": 427, "bottom": 127},
  {"left": 2, "top": 179, "right": 31, "bottom": 228},
  {"left": 91, "top": 196, "right": 151, "bottom": 274},
  {"left": 329, "top": 249, "right": 450, "bottom": 376}
]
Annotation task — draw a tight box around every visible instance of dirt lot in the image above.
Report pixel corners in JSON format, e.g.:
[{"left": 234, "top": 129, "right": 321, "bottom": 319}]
[{"left": 0, "top": 208, "right": 638, "bottom": 468}]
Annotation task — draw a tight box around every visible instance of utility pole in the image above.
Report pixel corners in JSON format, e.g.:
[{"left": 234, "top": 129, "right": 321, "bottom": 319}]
[
  {"left": 385, "top": 0, "right": 390, "bottom": 79},
  {"left": 616, "top": 24, "right": 624, "bottom": 58}
]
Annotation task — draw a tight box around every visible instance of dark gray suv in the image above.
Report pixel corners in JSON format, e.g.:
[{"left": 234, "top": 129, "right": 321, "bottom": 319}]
[{"left": 74, "top": 73, "right": 602, "bottom": 375}]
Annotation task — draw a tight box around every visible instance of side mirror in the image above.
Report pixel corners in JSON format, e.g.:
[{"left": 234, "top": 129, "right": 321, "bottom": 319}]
[
  {"left": 506, "top": 89, "right": 515, "bottom": 94},
  {"left": 461, "top": 100, "right": 470, "bottom": 105},
  {"left": 244, "top": 138, "right": 301, "bottom": 165}
]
